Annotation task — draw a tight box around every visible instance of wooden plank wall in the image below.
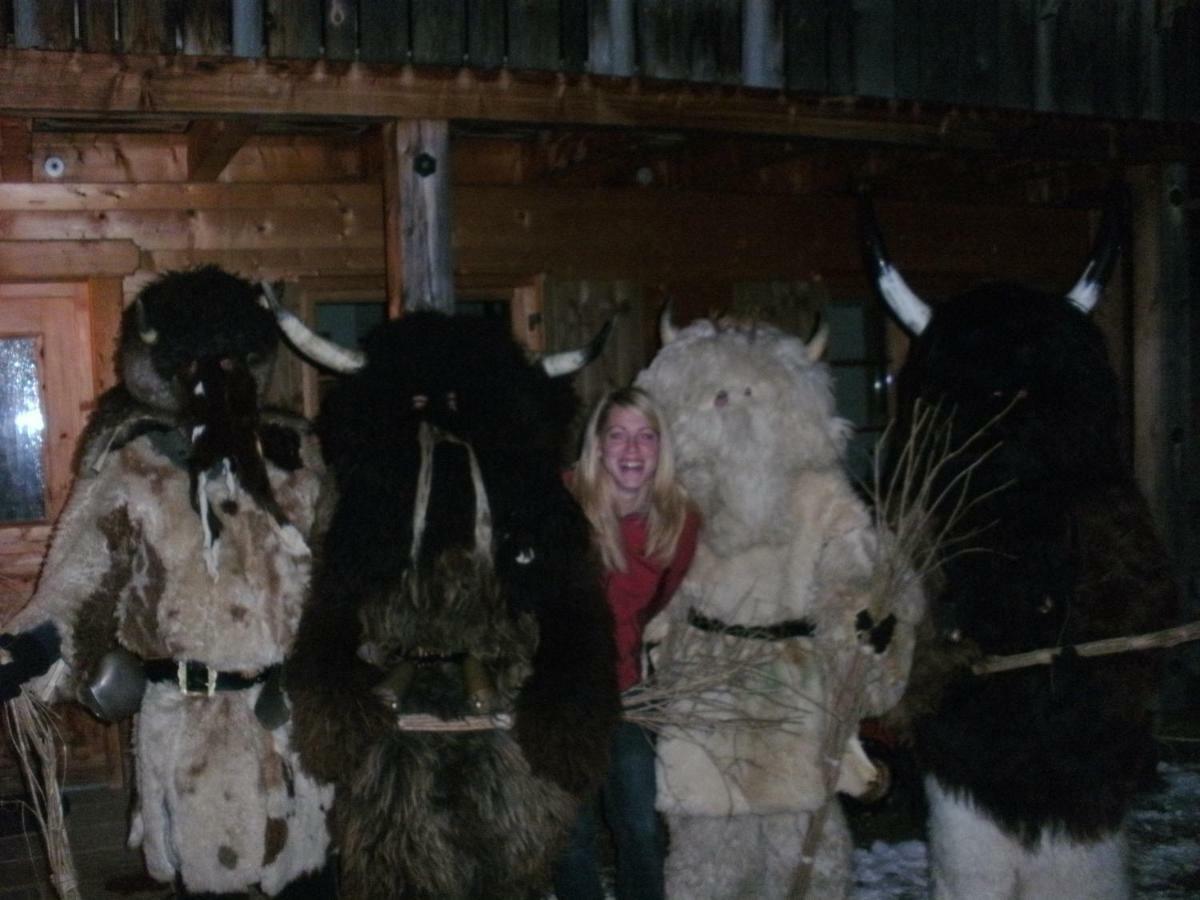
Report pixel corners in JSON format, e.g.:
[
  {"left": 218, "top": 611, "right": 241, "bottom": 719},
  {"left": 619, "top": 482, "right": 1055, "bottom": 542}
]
[
  {"left": 1, "top": 0, "right": 1196, "bottom": 124},
  {"left": 0, "top": 128, "right": 1097, "bottom": 305}
]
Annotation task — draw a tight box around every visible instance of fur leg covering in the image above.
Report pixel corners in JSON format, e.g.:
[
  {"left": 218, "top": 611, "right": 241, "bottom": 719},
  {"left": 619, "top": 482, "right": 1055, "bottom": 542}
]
[
  {"left": 335, "top": 731, "right": 577, "bottom": 900},
  {"left": 926, "top": 776, "right": 1130, "bottom": 900},
  {"left": 663, "top": 805, "right": 852, "bottom": 900}
]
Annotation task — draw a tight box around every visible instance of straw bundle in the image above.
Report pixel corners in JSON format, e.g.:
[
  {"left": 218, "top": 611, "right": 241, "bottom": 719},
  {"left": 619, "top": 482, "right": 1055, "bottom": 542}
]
[{"left": 3, "top": 678, "right": 81, "bottom": 900}]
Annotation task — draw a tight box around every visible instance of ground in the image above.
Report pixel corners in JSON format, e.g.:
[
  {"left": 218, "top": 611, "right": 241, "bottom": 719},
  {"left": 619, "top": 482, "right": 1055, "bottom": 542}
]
[{"left": 2, "top": 742, "right": 1198, "bottom": 898}]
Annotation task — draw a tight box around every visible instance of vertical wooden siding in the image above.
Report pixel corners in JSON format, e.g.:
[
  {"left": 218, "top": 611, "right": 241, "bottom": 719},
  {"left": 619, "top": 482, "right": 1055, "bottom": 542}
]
[{"left": 1, "top": 0, "right": 1195, "bottom": 123}]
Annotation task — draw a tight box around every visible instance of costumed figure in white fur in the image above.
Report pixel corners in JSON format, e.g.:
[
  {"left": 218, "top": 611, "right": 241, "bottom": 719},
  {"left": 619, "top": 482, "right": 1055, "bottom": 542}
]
[
  {"left": 635, "top": 314, "right": 925, "bottom": 899},
  {"left": 0, "top": 267, "right": 334, "bottom": 898}
]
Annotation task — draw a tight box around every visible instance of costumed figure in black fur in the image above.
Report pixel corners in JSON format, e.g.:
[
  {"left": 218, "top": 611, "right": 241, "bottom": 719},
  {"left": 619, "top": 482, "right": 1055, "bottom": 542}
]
[
  {"left": 273, "top": 304, "right": 620, "bottom": 899},
  {"left": 862, "top": 189, "right": 1179, "bottom": 900},
  {"left": 0, "top": 266, "right": 335, "bottom": 898}
]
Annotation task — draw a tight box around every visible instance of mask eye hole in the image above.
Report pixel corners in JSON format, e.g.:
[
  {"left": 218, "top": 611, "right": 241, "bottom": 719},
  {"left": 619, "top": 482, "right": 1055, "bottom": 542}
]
[
  {"left": 714, "top": 390, "right": 728, "bottom": 408},
  {"left": 743, "top": 387, "right": 752, "bottom": 397}
]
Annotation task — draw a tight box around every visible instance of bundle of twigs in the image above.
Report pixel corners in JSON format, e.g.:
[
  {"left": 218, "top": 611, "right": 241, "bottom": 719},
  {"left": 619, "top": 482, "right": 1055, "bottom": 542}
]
[
  {"left": 621, "top": 402, "right": 995, "bottom": 737},
  {"left": 621, "top": 619, "right": 818, "bottom": 739},
  {"left": 787, "top": 400, "right": 1003, "bottom": 898},
  {"left": 3, "top": 684, "right": 80, "bottom": 900}
]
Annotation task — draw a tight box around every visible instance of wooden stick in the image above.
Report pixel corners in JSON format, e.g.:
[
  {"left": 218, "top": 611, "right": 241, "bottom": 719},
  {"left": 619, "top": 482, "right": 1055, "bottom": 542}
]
[{"left": 972, "top": 620, "right": 1200, "bottom": 675}]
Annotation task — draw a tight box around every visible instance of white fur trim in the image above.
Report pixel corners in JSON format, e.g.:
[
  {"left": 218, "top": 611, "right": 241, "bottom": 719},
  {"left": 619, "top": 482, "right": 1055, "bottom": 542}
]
[{"left": 925, "top": 776, "right": 1130, "bottom": 900}]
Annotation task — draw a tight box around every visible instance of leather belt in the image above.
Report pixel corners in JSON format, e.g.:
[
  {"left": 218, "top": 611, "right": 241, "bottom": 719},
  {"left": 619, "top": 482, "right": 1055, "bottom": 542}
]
[
  {"left": 144, "top": 659, "right": 277, "bottom": 696},
  {"left": 687, "top": 608, "right": 816, "bottom": 641}
]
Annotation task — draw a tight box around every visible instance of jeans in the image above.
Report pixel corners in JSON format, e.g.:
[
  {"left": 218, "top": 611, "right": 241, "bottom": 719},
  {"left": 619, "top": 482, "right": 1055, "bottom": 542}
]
[{"left": 552, "top": 721, "right": 664, "bottom": 900}]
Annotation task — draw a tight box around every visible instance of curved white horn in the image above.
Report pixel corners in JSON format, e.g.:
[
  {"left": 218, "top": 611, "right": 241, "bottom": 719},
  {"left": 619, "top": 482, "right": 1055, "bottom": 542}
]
[
  {"left": 260, "top": 281, "right": 365, "bottom": 373},
  {"left": 859, "top": 195, "right": 931, "bottom": 336},
  {"left": 135, "top": 297, "right": 158, "bottom": 345},
  {"left": 540, "top": 319, "right": 613, "bottom": 378},
  {"left": 1066, "top": 186, "right": 1124, "bottom": 314},
  {"left": 805, "top": 318, "right": 829, "bottom": 362},
  {"left": 659, "top": 302, "right": 681, "bottom": 345}
]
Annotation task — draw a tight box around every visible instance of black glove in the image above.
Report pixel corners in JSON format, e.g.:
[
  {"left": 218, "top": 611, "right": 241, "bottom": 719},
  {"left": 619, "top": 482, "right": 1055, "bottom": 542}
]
[{"left": 0, "top": 621, "right": 62, "bottom": 702}]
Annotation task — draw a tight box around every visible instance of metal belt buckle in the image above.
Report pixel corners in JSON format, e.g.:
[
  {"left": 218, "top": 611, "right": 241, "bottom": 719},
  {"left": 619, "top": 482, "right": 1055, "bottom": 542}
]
[{"left": 177, "top": 660, "right": 218, "bottom": 696}]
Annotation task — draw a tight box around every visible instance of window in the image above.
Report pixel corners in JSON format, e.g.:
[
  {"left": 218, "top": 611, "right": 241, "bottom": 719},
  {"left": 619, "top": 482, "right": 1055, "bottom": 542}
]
[
  {"left": 0, "top": 336, "right": 48, "bottom": 521},
  {"left": 824, "top": 297, "right": 891, "bottom": 488},
  {"left": 0, "top": 283, "right": 97, "bottom": 523},
  {"left": 311, "top": 299, "right": 387, "bottom": 409}
]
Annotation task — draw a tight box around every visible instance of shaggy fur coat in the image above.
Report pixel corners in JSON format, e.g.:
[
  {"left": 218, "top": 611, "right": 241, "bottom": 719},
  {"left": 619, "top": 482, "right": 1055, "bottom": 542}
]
[
  {"left": 6, "top": 392, "right": 332, "bottom": 895},
  {"left": 637, "top": 317, "right": 925, "bottom": 900},
  {"left": 285, "top": 312, "right": 619, "bottom": 900},
  {"left": 880, "top": 285, "right": 1179, "bottom": 900}
]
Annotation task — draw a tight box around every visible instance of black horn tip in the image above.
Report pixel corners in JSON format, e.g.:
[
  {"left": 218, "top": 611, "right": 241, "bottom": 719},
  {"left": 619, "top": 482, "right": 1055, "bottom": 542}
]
[
  {"left": 1090, "top": 180, "right": 1129, "bottom": 283},
  {"left": 587, "top": 318, "right": 615, "bottom": 360}
]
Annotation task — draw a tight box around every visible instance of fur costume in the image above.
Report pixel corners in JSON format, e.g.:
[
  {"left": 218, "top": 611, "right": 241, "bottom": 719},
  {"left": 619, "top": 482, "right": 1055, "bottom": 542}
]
[
  {"left": 635, "top": 317, "right": 925, "bottom": 900},
  {"left": 2, "top": 267, "right": 332, "bottom": 895},
  {"left": 863, "top": 192, "right": 1179, "bottom": 899},
  {"left": 279, "top": 310, "right": 620, "bottom": 899}
]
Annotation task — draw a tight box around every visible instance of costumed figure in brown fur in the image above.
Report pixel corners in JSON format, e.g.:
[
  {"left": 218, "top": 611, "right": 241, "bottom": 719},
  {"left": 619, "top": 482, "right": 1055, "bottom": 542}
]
[
  {"left": 273, "top": 306, "right": 620, "bottom": 899},
  {"left": 0, "top": 266, "right": 334, "bottom": 898}
]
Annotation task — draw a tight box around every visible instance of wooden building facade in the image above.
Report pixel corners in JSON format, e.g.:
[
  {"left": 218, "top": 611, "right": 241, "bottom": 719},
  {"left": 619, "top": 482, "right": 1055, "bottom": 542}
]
[{"left": 0, "top": 0, "right": 1196, "bottom": 790}]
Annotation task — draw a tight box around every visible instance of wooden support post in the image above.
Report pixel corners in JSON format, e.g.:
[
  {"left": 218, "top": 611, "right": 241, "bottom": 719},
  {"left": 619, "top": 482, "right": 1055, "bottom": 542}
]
[
  {"left": 1129, "top": 164, "right": 1190, "bottom": 551},
  {"left": 87, "top": 276, "right": 124, "bottom": 396},
  {"left": 1130, "top": 162, "right": 1200, "bottom": 716},
  {"left": 187, "top": 118, "right": 259, "bottom": 182},
  {"left": 382, "top": 120, "right": 455, "bottom": 317},
  {"left": 510, "top": 274, "right": 546, "bottom": 353}
]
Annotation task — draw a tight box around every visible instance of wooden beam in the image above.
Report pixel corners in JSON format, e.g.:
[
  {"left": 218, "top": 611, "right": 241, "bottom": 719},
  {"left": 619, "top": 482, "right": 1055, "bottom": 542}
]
[
  {"left": 382, "top": 121, "right": 404, "bottom": 316},
  {"left": 0, "top": 208, "right": 381, "bottom": 250},
  {"left": 147, "top": 247, "right": 385, "bottom": 279},
  {"left": 0, "top": 181, "right": 1093, "bottom": 288},
  {"left": 1129, "top": 163, "right": 1193, "bottom": 557},
  {"left": 187, "top": 117, "right": 260, "bottom": 181},
  {"left": 385, "top": 119, "right": 455, "bottom": 314},
  {"left": 0, "top": 117, "right": 30, "bottom": 182},
  {"left": 0, "top": 181, "right": 380, "bottom": 210},
  {"left": 0, "top": 239, "right": 139, "bottom": 277},
  {"left": 0, "top": 50, "right": 1196, "bottom": 160},
  {"left": 451, "top": 187, "right": 1094, "bottom": 286},
  {"left": 87, "top": 276, "right": 124, "bottom": 394}
]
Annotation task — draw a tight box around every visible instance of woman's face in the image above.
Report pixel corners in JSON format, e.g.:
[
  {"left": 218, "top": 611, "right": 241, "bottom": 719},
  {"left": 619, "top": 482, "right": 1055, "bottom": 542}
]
[{"left": 599, "top": 405, "right": 660, "bottom": 513}]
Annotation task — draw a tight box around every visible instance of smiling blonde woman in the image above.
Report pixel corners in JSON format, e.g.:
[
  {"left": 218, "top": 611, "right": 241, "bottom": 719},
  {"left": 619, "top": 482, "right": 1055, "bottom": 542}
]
[{"left": 556, "top": 385, "right": 701, "bottom": 900}]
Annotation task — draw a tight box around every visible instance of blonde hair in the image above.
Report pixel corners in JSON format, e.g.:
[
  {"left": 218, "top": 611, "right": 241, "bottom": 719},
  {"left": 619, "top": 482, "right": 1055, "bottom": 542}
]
[{"left": 572, "top": 386, "right": 690, "bottom": 572}]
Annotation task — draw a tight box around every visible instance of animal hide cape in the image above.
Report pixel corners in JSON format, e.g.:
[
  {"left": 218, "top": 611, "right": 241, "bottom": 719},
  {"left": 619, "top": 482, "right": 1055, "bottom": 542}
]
[
  {"left": 636, "top": 317, "right": 925, "bottom": 900},
  {"left": 5, "top": 393, "right": 332, "bottom": 896}
]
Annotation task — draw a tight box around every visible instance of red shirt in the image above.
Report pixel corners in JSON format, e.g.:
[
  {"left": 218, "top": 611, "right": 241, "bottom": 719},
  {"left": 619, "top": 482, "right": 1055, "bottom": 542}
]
[{"left": 607, "top": 510, "right": 701, "bottom": 691}]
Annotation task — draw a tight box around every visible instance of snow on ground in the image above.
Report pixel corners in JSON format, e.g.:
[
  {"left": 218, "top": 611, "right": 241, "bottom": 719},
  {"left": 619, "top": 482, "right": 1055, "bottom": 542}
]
[{"left": 851, "top": 761, "right": 1200, "bottom": 899}]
